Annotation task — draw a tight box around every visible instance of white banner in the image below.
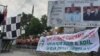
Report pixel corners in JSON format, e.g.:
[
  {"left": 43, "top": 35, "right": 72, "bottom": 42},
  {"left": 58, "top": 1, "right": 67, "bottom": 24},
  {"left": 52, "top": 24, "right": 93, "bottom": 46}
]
[
  {"left": 47, "top": 0, "right": 100, "bottom": 27},
  {"left": 37, "top": 28, "right": 99, "bottom": 53}
]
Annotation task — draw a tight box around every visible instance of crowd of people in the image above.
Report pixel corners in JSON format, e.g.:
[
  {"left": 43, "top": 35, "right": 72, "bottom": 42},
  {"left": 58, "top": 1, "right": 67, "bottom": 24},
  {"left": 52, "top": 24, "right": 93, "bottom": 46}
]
[{"left": 16, "top": 36, "right": 39, "bottom": 46}]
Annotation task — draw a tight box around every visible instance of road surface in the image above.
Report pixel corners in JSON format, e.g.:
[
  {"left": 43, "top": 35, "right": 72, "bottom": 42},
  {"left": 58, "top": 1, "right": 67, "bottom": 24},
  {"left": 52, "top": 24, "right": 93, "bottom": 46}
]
[{"left": 0, "top": 49, "right": 37, "bottom": 56}]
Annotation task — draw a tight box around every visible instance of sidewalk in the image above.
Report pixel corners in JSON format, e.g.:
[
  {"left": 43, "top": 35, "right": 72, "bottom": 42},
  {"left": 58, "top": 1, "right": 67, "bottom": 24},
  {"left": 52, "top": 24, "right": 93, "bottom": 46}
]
[{"left": 0, "top": 49, "right": 37, "bottom": 56}]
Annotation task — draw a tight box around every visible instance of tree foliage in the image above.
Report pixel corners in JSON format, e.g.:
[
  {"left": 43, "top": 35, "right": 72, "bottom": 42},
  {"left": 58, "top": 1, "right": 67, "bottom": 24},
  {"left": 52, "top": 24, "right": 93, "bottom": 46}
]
[
  {"left": 41, "top": 15, "right": 51, "bottom": 32},
  {"left": 25, "top": 17, "right": 43, "bottom": 36},
  {"left": 21, "top": 12, "right": 32, "bottom": 29},
  {"left": 20, "top": 13, "right": 51, "bottom": 37}
]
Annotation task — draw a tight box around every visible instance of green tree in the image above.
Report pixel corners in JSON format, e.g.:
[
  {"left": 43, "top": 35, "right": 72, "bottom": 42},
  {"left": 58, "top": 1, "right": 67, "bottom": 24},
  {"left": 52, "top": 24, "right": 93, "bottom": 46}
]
[
  {"left": 21, "top": 12, "right": 32, "bottom": 29},
  {"left": 20, "top": 13, "right": 51, "bottom": 37},
  {"left": 19, "top": 13, "right": 32, "bottom": 38},
  {"left": 41, "top": 15, "right": 51, "bottom": 32},
  {"left": 25, "top": 16, "right": 43, "bottom": 36},
  {"left": 19, "top": 13, "right": 43, "bottom": 37}
]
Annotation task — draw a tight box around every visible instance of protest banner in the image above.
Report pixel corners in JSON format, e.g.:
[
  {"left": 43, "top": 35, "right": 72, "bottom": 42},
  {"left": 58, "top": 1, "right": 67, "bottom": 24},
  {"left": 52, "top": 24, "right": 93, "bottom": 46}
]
[
  {"left": 47, "top": 0, "right": 100, "bottom": 27},
  {"left": 37, "top": 28, "right": 99, "bottom": 53}
]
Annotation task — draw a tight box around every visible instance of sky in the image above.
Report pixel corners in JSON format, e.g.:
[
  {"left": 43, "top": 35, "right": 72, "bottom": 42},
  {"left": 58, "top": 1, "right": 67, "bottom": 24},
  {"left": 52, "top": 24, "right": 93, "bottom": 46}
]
[{"left": 0, "top": 0, "right": 48, "bottom": 18}]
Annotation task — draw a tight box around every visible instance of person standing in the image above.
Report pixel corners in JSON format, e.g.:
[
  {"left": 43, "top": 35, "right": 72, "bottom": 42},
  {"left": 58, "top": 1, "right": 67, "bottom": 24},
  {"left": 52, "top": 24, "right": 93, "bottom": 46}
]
[
  {"left": 83, "top": 7, "right": 91, "bottom": 21},
  {"left": 94, "top": 7, "right": 100, "bottom": 21},
  {"left": 65, "top": 7, "right": 72, "bottom": 22},
  {"left": 71, "top": 8, "right": 81, "bottom": 22},
  {"left": 84, "top": 3, "right": 96, "bottom": 21},
  {"left": 90, "top": 5, "right": 95, "bottom": 21},
  {"left": 70, "top": 4, "right": 81, "bottom": 22},
  {"left": 0, "top": 12, "right": 4, "bottom": 24}
]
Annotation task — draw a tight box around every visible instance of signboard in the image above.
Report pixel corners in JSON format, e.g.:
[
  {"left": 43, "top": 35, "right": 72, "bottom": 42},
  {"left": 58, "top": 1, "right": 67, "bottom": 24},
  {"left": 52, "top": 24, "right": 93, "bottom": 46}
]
[
  {"left": 48, "top": 0, "right": 100, "bottom": 27},
  {"left": 37, "top": 28, "right": 99, "bottom": 53},
  {"left": 64, "top": 27, "right": 75, "bottom": 34}
]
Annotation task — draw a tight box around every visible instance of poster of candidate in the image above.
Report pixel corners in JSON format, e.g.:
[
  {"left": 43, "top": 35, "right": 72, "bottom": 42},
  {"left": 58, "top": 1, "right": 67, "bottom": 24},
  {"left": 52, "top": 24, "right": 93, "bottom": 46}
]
[
  {"left": 48, "top": 0, "right": 100, "bottom": 27},
  {"left": 65, "top": 4, "right": 81, "bottom": 22},
  {"left": 83, "top": 3, "right": 100, "bottom": 21}
]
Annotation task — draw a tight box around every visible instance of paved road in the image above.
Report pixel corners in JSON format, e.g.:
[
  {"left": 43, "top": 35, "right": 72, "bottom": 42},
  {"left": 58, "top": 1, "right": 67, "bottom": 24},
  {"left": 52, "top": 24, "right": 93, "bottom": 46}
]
[{"left": 0, "top": 49, "right": 37, "bottom": 56}]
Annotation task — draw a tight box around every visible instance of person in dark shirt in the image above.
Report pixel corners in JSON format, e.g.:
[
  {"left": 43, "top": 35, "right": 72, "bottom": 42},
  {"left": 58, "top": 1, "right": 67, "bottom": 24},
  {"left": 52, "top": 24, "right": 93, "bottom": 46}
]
[
  {"left": 0, "top": 12, "right": 4, "bottom": 24},
  {"left": 84, "top": 7, "right": 91, "bottom": 21},
  {"left": 94, "top": 7, "right": 100, "bottom": 21},
  {"left": 84, "top": 3, "right": 96, "bottom": 21}
]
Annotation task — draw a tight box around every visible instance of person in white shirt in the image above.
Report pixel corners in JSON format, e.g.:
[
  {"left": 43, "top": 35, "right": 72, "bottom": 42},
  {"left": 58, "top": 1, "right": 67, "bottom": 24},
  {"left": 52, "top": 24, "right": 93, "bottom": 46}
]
[
  {"left": 71, "top": 8, "right": 81, "bottom": 22},
  {"left": 65, "top": 7, "right": 72, "bottom": 22}
]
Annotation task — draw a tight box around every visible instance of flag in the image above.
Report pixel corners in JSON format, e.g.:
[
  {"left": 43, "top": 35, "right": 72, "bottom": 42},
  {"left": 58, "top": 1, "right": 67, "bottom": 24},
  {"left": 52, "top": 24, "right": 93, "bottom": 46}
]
[{"left": 2, "top": 16, "right": 21, "bottom": 39}]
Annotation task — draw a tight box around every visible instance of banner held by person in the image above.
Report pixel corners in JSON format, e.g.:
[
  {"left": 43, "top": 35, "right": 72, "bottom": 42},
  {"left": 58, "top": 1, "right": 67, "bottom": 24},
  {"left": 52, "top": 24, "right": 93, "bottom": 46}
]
[{"left": 37, "top": 28, "right": 99, "bottom": 53}]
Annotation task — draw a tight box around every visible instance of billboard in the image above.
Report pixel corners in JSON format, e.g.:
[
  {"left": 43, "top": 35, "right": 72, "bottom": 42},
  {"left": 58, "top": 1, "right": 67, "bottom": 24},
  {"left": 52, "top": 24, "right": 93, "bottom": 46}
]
[{"left": 47, "top": 0, "right": 100, "bottom": 27}]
